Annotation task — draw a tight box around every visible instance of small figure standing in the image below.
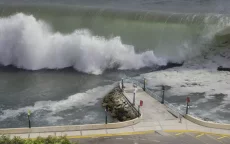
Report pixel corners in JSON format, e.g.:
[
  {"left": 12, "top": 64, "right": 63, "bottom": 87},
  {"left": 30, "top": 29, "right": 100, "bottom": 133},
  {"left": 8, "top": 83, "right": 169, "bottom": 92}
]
[
  {"left": 179, "top": 113, "right": 182, "bottom": 123},
  {"left": 119, "top": 81, "right": 122, "bottom": 89},
  {"left": 133, "top": 84, "right": 138, "bottom": 106},
  {"left": 134, "top": 86, "right": 138, "bottom": 94}
]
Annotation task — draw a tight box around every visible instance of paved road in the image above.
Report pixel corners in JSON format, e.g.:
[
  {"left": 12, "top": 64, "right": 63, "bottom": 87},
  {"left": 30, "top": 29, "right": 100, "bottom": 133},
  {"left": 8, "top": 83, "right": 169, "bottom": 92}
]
[{"left": 71, "top": 131, "right": 230, "bottom": 144}]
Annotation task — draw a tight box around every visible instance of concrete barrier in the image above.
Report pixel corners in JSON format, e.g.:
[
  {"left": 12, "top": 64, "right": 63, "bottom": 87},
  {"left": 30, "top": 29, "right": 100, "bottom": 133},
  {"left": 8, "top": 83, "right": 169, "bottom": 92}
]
[
  {"left": 185, "top": 115, "right": 230, "bottom": 130},
  {"left": 0, "top": 82, "right": 141, "bottom": 134},
  {"left": 0, "top": 115, "right": 141, "bottom": 134}
]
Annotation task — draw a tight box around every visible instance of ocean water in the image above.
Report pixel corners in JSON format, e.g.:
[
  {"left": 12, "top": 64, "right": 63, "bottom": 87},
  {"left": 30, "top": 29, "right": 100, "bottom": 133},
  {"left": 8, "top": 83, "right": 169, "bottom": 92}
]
[{"left": 0, "top": 0, "right": 230, "bottom": 127}]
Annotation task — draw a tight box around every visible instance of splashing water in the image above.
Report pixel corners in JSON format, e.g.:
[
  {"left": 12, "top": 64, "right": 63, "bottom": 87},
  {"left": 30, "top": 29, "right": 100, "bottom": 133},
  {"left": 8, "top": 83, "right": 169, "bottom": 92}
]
[{"left": 0, "top": 13, "right": 166, "bottom": 75}]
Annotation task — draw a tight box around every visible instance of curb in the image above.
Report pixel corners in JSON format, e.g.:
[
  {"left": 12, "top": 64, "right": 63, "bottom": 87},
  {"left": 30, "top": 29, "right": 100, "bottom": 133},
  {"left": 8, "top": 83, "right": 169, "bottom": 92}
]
[
  {"left": 164, "top": 130, "right": 230, "bottom": 136},
  {"left": 4, "top": 129, "right": 230, "bottom": 139},
  {"left": 185, "top": 115, "right": 230, "bottom": 130},
  {"left": 67, "top": 129, "right": 230, "bottom": 139},
  {"left": 59, "top": 130, "right": 230, "bottom": 139},
  {"left": 67, "top": 130, "right": 154, "bottom": 139}
]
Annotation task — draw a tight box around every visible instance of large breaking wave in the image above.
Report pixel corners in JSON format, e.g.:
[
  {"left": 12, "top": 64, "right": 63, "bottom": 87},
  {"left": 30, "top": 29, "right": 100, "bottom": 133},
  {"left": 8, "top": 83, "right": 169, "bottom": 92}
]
[
  {"left": 0, "top": 13, "right": 166, "bottom": 75},
  {"left": 1, "top": 11, "right": 230, "bottom": 74}
]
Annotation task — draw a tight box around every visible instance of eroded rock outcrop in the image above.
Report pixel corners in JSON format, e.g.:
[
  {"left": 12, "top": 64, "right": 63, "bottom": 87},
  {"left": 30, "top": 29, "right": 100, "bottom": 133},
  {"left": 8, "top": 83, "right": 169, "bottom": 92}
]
[{"left": 102, "top": 87, "right": 137, "bottom": 121}]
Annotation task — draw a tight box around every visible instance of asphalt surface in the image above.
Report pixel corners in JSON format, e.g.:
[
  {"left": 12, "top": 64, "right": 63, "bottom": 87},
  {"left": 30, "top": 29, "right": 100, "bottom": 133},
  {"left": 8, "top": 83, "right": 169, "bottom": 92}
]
[{"left": 71, "top": 131, "right": 230, "bottom": 144}]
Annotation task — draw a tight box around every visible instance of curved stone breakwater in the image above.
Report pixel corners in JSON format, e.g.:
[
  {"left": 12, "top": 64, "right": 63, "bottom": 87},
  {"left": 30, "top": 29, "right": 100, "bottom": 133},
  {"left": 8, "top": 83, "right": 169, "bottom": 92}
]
[{"left": 102, "top": 87, "right": 138, "bottom": 121}]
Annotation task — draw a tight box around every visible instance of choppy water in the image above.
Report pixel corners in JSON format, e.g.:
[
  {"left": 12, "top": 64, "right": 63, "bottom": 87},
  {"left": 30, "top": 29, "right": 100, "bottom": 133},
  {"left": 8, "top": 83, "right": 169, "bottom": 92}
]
[{"left": 1, "top": 0, "right": 230, "bottom": 14}]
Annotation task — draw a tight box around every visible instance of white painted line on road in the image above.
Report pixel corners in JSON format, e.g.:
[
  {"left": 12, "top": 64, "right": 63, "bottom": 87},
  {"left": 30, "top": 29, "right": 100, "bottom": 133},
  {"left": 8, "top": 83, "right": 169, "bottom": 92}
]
[
  {"left": 151, "top": 140, "right": 160, "bottom": 143},
  {"left": 196, "top": 133, "right": 204, "bottom": 138},
  {"left": 206, "top": 134, "right": 224, "bottom": 144},
  {"left": 217, "top": 136, "right": 228, "bottom": 140},
  {"left": 140, "top": 138, "right": 146, "bottom": 141},
  {"left": 175, "top": 133, "right": 183, "bottom": 136},
  {"left": 116, "top": 138, "right": 123, "bottom": 140}
]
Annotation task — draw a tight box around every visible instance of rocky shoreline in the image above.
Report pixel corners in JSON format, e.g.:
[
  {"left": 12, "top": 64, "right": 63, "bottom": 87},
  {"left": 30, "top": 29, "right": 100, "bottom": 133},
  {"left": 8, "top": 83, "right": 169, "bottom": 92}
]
[{"left": 102, "top": 87, "right": 138, "bottom": 121}]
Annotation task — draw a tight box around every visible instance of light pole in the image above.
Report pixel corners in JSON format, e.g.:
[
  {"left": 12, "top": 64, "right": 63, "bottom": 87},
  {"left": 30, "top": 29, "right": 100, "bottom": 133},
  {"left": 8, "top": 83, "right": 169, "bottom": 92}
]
[
  {"left": 105, "top": 105, "right": 108, "bottom": 124},
  {"left": 28, "top": 110, "right": 31, "bottom": 128},
  {"left": 186, "top": 97, "right": 190, "bottom": 114},
  {"left": 143, "top": 78, "right": 146, "bottom": 91},
  {"left": 161, "top": 85, "right": 165, "bottom": 104}
]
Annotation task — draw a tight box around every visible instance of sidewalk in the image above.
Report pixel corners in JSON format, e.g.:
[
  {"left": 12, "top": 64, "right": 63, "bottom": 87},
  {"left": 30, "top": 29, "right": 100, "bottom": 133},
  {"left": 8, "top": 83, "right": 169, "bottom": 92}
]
[
  {"left": 1, "top": 83, "right": 230, "bottom": 139},
  {"left": 122, "top": 83, "right": 230, "bottom": 135}
]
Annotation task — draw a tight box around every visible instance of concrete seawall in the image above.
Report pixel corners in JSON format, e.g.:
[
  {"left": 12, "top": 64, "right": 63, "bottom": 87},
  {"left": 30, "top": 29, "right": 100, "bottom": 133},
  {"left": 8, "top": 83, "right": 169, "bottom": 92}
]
[
  {"left": 0, "top": 117, "right": 141, "bottom": 134},
  {"left": 185, "top": 115, "right": 230, "bottom": 130},
  {"left": 0, "top": 82, "right": 141, "bottom": 134}
]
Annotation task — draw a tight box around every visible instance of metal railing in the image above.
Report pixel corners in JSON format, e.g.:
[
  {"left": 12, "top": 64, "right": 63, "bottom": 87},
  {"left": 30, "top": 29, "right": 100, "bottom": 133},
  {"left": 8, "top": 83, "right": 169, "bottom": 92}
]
[{"left": 122, "top": 77, "right": 186, "bottom": 118}]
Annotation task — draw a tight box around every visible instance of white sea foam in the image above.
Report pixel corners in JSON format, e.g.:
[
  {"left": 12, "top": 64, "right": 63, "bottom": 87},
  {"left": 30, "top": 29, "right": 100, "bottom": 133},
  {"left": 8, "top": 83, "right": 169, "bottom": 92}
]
[
  {"left": 140, "top": 44, "right": 230, "bottom": 123},
  {"left": 0, "top": 84, "right": 114, "bottom": 121}
]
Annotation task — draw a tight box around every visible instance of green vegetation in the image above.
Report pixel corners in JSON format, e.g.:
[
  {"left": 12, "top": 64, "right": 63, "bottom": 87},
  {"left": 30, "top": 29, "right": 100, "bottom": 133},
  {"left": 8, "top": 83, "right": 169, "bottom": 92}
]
[{"left": 0, "top": 135, "right": 77, "bottom": 144}]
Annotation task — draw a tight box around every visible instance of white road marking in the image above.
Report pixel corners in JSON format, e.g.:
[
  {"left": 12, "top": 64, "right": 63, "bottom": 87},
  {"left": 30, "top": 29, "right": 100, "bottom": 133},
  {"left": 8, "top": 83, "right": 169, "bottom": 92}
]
[
  {"left": 217, "top": 136, "right": 228, "bottom": 140},
  {"left": 140, "top": 139, "right": 146, "bottom": 141},
  {"left": 151, "top": 140, "right": 160, "bottom": 143},
  {"left": 116, "top": 138, "right": 123, "bottom": 140}
]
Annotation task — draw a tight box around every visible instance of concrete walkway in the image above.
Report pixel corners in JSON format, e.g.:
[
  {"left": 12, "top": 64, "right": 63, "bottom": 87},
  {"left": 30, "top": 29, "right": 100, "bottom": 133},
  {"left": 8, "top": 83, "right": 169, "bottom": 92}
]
[
  {"left": 123, "top": 83, "right": 230, "bottom": 135},
  {"left": 1, "top": 83, "right": 230, "bottom": 139}
]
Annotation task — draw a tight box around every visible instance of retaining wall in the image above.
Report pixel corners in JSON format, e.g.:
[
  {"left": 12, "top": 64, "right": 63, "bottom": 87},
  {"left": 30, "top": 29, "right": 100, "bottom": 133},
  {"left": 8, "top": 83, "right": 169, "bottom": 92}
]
[
  {"left": 0, "top": 116, "right": 141, "bottom": 134},
  {"left": 185, "top": 115, "right": 230, "bottom": 130}
]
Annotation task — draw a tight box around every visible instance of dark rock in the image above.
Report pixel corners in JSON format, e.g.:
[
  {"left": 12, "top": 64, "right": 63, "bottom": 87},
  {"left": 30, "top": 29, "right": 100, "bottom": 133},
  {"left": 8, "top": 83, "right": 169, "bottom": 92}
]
[
  {"left": 122, "top": 116, "right": 127, "bottom": 121},
  {"left": 102, "top": 103, "right": 107, "bottom": 107},
  {"left": 158, "top": 62, "right": 184, "bottom": 71},
  {"left": 111, "top": 111, "right": 116, "bottom": 117},
  {"left": 102, "top": 86, "right": 138, "bottom": 122},
  {"left": 128, "top": 111, "right": 136, "bottom": 119},
  {"left": 217, "top": 66, "right": 230, "bottom": 71}
]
